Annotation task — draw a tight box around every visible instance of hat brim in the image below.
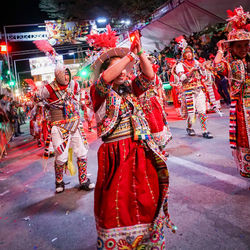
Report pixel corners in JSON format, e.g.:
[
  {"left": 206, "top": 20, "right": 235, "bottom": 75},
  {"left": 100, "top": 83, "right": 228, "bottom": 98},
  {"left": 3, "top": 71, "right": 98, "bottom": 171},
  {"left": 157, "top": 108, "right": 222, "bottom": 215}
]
[
  {"left": 223, "top": 38, "right": 250, "bottom": 43},
  {"left": 90, "top": 47, "right": 134, "bottom": 82}
]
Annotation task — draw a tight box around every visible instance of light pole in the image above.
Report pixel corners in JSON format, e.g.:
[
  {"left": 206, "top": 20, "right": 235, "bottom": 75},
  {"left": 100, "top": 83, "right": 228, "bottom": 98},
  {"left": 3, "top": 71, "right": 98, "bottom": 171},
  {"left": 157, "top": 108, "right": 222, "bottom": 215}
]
[{"left": 3, "top": 26, "right": 12, "bottom": 95}]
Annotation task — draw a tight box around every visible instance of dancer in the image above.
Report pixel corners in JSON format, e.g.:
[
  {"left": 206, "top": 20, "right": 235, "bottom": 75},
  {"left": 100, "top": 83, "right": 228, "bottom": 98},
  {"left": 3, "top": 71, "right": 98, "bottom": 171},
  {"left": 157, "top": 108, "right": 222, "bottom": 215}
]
[
  {"left": 214, "top": 6, "right": 249, "bottom": 178},
  {"left": 175, "top": 36, "right": 213, "bottom": 138},
  {"left": 167, "top": 58, "right": 183, "bottom": 117},
  {"left": 88, "top": 27, "right": 175, "bottom": 249},
  {"left": 202, "top": 59, "right": 222, "bottom": 114},
  {"left": 38, "top": 65, "right": 95, "bottom": 192}
]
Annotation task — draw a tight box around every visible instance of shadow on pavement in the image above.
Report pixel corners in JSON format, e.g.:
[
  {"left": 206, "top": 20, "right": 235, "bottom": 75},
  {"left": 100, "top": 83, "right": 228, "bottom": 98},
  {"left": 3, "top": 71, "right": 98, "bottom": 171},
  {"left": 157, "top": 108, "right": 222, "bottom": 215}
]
[{"left": 20, "top": 187, "right": 94, "bottom": 216}]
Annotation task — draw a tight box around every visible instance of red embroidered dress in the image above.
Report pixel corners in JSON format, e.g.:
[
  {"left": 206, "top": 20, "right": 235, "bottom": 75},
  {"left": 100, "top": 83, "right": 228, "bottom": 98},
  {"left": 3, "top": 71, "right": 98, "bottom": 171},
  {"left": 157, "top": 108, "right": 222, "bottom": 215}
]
[
  {"left": 91, "top": 73, "right": 175, "bottom": 249},
  {"left": 214, "top": 54, "right": 250, "bottom": 178}
]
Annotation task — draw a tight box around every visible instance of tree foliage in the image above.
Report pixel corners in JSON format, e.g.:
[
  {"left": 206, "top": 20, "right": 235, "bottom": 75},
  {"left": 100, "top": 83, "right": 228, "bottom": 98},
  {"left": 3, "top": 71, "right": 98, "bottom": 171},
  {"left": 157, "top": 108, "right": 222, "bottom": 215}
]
[{"left": 39, "top": 0, "right": 168, "bottom": 22}]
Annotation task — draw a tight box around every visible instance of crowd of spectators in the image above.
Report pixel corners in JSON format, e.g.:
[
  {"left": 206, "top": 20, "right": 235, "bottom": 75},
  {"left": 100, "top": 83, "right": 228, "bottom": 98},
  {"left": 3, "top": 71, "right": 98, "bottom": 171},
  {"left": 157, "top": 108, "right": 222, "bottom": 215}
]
[
  {"left": 149, "top": 22, "right": 231, "bottom": 106},
  {"left": 0, "top": 92, "right": 31, "bottom": 159},
  {"left": 151, "top": 23, "right": 227, "bottom": 81}
]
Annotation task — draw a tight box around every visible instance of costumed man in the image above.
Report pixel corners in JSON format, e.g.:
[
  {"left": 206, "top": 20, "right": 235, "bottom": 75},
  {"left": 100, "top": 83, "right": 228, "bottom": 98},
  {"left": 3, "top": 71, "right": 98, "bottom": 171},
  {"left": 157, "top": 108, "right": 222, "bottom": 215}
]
[
  {"left": 175, "top": 36, "right": 213, "bottom": 138},
  {"left": 34, "top": 40, "right": 95, "bottom": 193},
  {"left": 214, "top": 6, "right": 250, "bottom": 178},
  {"left": 201, "top": 58, "right": 222, "bottom": 114},
  {"left": 167, "top": 58, "right": 183, "bottom": 117},
  {"left": 30, "top": 102, "right": 44, "bottom": 147},
  {"left": 88, "top": 26, "right": 176, "bottom": 248}
]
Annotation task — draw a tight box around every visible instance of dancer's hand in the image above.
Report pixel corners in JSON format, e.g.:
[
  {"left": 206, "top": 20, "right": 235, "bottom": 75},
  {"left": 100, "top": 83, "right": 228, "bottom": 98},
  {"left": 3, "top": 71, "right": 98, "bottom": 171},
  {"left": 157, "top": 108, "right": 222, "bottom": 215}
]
[
  {"left": 217, "top": 40, "right": 226, "bottom": 52},
  {"left": 130, "top": 31, "right": 141, "bottom": 55}
]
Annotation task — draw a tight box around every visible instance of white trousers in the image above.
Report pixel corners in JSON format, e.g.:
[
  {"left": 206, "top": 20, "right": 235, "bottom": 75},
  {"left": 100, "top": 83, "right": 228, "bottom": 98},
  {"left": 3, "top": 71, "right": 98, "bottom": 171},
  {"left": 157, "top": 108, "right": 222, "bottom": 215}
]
[
  {"left": 51, "top": 126, "right": 88, "bottom": 165},
  {"left": 192, "top": 89, "right": 206, "bottom": 114}
]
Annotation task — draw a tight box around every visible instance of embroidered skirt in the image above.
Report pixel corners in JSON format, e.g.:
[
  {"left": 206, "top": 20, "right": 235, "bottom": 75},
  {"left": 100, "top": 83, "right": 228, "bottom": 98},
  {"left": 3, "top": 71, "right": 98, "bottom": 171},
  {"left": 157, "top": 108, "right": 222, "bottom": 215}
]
[
  {"left": 94, "top": 137, "right": 167, "bottom": 249},
  {"left": 231, "top": 97, "right": 250, "bottom": 178}
]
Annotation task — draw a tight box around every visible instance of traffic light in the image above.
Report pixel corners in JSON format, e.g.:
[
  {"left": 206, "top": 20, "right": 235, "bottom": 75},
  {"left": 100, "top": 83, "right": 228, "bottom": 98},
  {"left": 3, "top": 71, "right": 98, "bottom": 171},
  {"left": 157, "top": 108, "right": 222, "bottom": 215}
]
[
  {"left": 9, "top": 80, "right": 15, "bottom": 87},
  {"left": 0, "top": 43, "right": 11, "bottom": 54},
  {"left": 0, "top": 45, "right": 7, "bottom": 53}
]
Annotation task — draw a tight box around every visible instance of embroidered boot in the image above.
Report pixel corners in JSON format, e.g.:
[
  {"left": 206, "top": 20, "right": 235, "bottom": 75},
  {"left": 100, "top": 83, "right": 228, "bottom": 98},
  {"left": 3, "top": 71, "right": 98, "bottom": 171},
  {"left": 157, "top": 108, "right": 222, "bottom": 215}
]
[
  {"left": 199, "top": 113, "right": 213, "bottom": 139},
  {"left": 186, "top": 117, "right": 195, "bottom": 136},
  {"left": 77, "top": 158, "right": 95, "bottom": 191},
  {"left": 55, "top": 162, "right": 65, "bottom": 193}
]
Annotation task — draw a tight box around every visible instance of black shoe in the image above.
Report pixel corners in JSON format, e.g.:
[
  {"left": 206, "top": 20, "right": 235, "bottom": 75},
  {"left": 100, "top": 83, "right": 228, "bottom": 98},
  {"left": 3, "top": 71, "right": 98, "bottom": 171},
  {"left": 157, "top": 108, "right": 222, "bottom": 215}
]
[
  {"left": 186, "top": 128, "right": 196, "bottom": 136},
  {"left": 202, "top": 131, "right": 213, "bottom": 139},
  {"left": 38, "top": 141, "right": 42, "bottom": 147},
  {"left": 79, "top": 178, "right": 95, "bottom": 191},
  {"left": 55, "top": 181, "right": 65, "bottom": 193}
]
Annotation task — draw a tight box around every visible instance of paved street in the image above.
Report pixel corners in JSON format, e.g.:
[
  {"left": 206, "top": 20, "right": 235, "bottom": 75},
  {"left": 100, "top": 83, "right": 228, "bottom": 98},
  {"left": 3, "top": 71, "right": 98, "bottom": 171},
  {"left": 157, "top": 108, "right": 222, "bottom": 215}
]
[{"left": 0, "top": 105, "right": 249, "bottom": 250}]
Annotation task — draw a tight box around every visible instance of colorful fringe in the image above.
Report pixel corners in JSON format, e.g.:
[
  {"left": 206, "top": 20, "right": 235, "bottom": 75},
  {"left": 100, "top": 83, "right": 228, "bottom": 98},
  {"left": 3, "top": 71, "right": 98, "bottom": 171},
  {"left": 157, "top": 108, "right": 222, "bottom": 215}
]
[
  {"left": 78, "top": 123, "right": 89, "bottom": 148},
  {"left": 185, "top": 90, "right": 196, "bottom": 124},
  {"left": 77, "top": 158, "right": 87, "bottom": 184},
  {"left": 229, "top": 100, "right": 237, "bottom": 149},
  {"left": 67, "top": 148, "right": 76, "bottom": 176},
  {"left": 199, "top": 113, "right": 207, "bottom": 132},
  {"left": 131, "top": 115, "right": 153, "bottom": 141}
]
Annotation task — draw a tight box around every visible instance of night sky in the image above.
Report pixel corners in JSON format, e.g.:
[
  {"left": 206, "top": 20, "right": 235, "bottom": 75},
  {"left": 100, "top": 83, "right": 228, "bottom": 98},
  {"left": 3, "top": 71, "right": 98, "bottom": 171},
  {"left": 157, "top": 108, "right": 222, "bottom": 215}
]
[
  {"left": 0, "top": 1, "right": 49, "bottom": 75},
  {"left": 0, "top": 0, "right": 48, "bottom": 27}
]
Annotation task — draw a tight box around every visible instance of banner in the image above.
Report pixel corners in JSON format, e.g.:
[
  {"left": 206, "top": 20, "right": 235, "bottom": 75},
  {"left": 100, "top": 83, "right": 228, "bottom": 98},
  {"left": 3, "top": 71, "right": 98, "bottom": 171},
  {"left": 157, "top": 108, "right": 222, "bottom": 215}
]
[
  {"left": 29, "top": 55, "right": 63, "bottom": 76},
  {"left": 45, "top": 20, "right": 96, "bottom": 45}
]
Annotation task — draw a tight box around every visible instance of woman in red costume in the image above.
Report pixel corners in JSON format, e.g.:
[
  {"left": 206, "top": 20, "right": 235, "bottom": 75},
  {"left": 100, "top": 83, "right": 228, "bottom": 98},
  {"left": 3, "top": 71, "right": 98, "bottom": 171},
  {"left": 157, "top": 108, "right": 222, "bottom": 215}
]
[
  {"left": 88, "top": 27, "right": 175, "bottom": 249},
  {"left": 214, "top": 6, "right": 250, "bottom": 178}
]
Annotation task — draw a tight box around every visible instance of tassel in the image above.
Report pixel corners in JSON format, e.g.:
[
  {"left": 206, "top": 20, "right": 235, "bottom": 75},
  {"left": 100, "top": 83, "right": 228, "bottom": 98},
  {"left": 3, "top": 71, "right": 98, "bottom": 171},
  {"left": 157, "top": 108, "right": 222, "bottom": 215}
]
[{"left": 67, "top": 148, "right": 76, "bottom": 176}]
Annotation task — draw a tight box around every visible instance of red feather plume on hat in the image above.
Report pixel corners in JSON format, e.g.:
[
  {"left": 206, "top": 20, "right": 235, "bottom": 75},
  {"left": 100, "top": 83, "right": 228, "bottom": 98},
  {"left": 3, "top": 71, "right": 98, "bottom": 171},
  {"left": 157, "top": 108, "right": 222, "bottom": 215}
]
[
  {"left": 226, "top": 6, "right": 250, "bottom": 30},
  {"left": 86, "top": 24, "right": 118, "bottom": 49},
  {"left": 33, "top": 40, "right": 55, "bottom": 55},
  {"left": 175, "top": 35, "right": 185, "bottom": 43},
  {"left": 24, "top": 79, "right": 37, "bottom": 91}
]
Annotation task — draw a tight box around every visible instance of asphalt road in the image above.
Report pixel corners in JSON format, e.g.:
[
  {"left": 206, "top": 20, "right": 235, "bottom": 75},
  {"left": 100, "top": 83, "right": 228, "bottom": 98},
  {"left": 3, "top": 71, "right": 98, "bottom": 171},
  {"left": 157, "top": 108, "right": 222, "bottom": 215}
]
[{"left": 0, "top": 105, "right": 249, "bottom": 250}]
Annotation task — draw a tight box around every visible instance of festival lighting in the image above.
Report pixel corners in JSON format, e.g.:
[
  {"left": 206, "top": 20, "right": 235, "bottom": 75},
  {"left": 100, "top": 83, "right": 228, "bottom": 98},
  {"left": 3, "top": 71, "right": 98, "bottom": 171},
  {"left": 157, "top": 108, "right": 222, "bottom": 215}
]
[
  {"left": 9, "top": 80, "right": 15, "bottom": 87},
  {"left": 125, "top": 20, "right": 131, "bottom": 25},
  {"left": 97, "top": 18, "right": 107, "bottom": 24},
  {"left": 0, "top": 43, "right": 11, "bottom": 54},
  {"left": 121, "top": 19, "right": 131, "bottom": 25},
  {"left": 80, "top": 68, "right": 91, "bottom": 78}
]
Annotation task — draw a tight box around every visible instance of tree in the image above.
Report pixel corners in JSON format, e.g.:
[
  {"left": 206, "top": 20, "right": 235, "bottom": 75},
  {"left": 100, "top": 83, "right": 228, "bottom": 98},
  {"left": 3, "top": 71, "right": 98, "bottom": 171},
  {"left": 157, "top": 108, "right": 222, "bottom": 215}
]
[{"left": 39, "top": 0, "right": 168, "bottom": 23}]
